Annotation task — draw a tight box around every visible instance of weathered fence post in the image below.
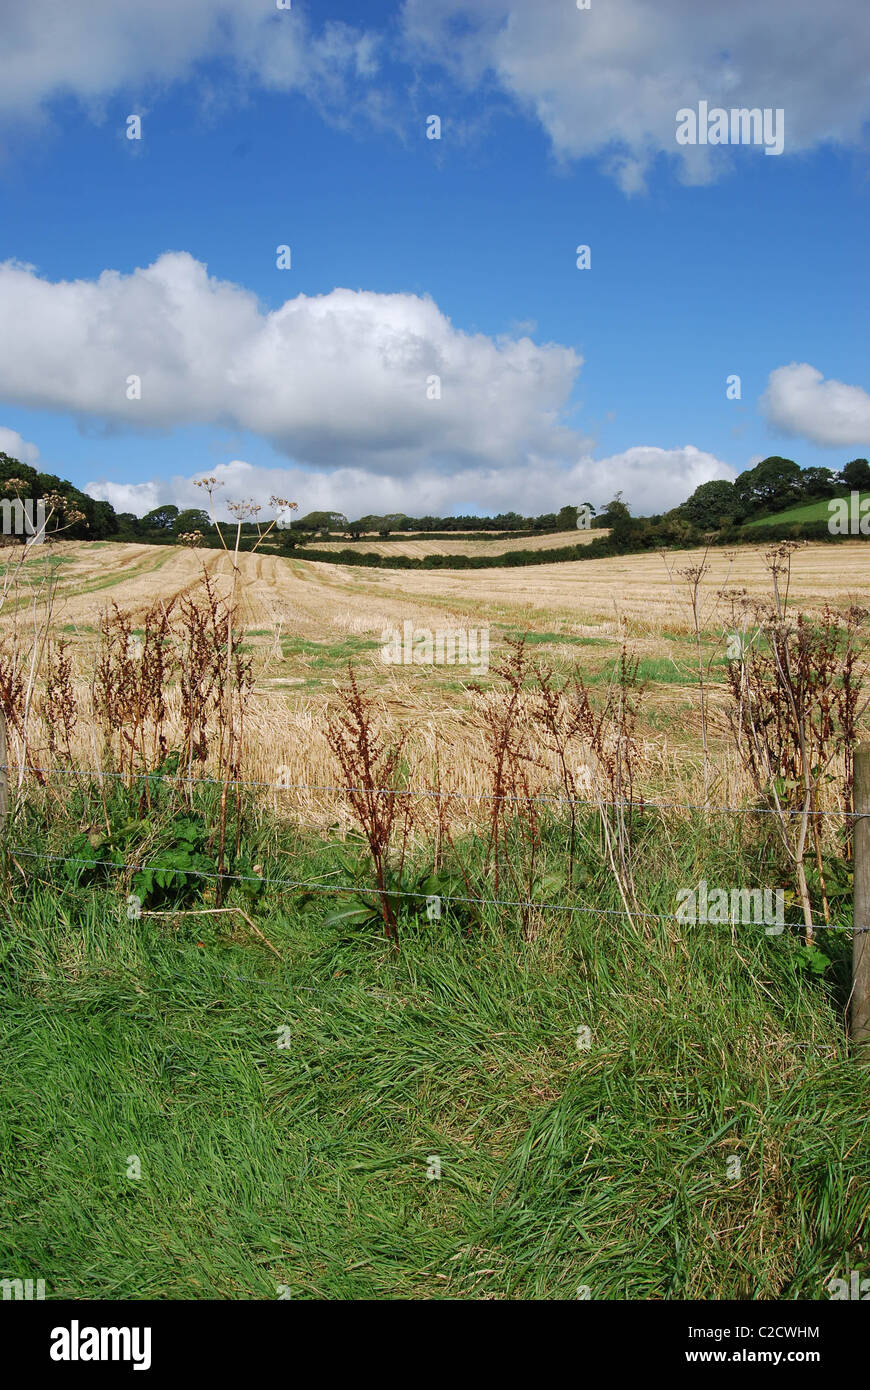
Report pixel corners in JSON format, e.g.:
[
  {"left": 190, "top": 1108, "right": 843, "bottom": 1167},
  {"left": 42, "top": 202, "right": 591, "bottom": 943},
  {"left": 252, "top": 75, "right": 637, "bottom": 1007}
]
[
  {"left": 0, "top": 707, "right": 8, "bottom": 824},
  {"left": 851, "top": 742, "right": 870, "bottom": 1053}
]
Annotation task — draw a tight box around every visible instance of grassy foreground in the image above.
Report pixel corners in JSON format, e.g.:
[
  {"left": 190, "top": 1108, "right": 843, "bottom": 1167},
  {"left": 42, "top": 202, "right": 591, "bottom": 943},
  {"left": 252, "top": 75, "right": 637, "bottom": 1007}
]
[{"left": 1, "top": 796, "right": 867, "bottom": 1302}]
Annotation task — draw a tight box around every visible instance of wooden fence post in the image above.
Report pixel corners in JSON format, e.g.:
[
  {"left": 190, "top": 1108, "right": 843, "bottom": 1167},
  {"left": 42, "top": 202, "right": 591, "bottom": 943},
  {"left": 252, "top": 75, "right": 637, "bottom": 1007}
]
[
  {"left": 851, "top": 742, "right": 870, "bottom": 1053},
  {"left": 0, "top": 707, "right": 8, "bottom": 824}
]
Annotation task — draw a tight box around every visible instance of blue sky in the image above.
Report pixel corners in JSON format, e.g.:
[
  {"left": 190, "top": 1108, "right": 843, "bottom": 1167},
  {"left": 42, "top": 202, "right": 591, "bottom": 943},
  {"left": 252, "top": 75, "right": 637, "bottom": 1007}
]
[{"left": 0, "top": 0, "right": 869, "bottom": 520}]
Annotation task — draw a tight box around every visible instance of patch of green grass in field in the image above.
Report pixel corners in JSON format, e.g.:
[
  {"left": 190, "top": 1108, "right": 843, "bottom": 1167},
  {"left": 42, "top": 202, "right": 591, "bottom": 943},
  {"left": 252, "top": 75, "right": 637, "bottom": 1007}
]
[
  {"left": 283, "top": 636, "right": 380, "bottom": 666},
  {"left": 0, "top": 793, "right": 865, "bottom": 1301},
  {"left": 282, "top": 637, "right": 324, "bottom": 655},
  {"left": 502, "top": 629, "right": 610, "bottom": 647},
  {"left": 72, "top": 550, "right": 176, "bottom": 597},
  {"left": 0, "top": 554, "right": 74, "bottom": 581},
  {"left": 293, "top": 638, "right": 382, "bottom": 674},
  {"left": 1, "top": 549, "right": 177, "bottom": 615},
  {"left": 743, "top": 492, "right": 869, "bottom": 528},
  {"left": 323, "top": 637, "right": 382, "bottom": 660},
  {"left": 432, "top": 678, "right": 477, "bottom": 693},
  {"left": 590, "top": 657, "right": 705, "bottom": 686}
]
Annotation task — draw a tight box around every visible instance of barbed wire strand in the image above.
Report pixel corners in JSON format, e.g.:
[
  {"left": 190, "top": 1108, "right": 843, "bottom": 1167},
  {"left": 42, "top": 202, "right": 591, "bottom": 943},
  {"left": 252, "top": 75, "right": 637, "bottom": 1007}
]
[
  {"left": 5, "top": 844, "right": 860, "bottom": 932},
  {"left": 0, "top": 763, "right": 859, "bottom": 819}
]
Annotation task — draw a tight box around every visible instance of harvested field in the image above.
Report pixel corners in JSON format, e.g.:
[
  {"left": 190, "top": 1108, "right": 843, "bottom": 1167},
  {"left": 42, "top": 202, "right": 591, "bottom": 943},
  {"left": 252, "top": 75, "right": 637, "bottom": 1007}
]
[
  {"left": 301, "top": 529, "right": 605, "bottom": 558},
  {"left": 2, "top": 538, "right": 867, "bottom": 818}
]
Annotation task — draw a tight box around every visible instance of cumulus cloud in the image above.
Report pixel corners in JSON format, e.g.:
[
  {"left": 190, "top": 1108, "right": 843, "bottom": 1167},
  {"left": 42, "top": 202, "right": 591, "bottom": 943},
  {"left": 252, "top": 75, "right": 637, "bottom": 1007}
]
[
  {"left": 0, "top": 427, "right": 40, "bottom": 466},
  {"left": 86, "top": 446, "right": 735, "bottom": 522},
  {"left": 0, "top": 251, "right": 585, "bottom": 474},
  {"left": 760, "top": 363, "right": 870, "bottom": 447},
  {"left": 399, "top": 0, "right": 870, "bottom": 191},
  {"left": 567, "top": 445, "right": 736, "bottom": 514},
  {"left": 0, "top": 1, "right": 383, "bottom": 130},
  {"left": 82, "top": 479, "right": 165, "bottom": 518},
  {"left": 0, "top": 253, "right": 734, "bottom": 517},
  {"left": 4, "top": 3, "right": 870, "bottom": 189}
]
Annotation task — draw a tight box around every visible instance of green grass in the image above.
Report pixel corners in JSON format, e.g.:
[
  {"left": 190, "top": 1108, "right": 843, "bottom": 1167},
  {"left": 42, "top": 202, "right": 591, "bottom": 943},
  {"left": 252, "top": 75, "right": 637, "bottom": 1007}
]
[
  {"left": 282, "top": 635, "right": 381, "bottom": 667},
  {"left": 743, "top": 492, "right": 869, "bottom": 528},
  {"left": 589, "top": 656, "right": 709, "bottom": 687},
  {"left": 0, "top": 789, "right": 866, "bottom": 1301},
  {"left": 0, "top": 548, "right": 176, "bottom": 617},
  {"left": 501, "top": 629, "right": 611, "bottom": 648}
]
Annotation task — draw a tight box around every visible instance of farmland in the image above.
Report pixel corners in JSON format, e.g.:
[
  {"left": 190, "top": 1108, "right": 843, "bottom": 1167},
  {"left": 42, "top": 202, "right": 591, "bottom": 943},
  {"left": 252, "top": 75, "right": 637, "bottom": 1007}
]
[
  {"left": 296, "top": 529, "right": 604, "bottom": 559},
  {"left": 5, "top": 536, "right": 870, "bottom": 804},
  {"left": 2, "top": 536, "right": 869, "bottom": 1301}
]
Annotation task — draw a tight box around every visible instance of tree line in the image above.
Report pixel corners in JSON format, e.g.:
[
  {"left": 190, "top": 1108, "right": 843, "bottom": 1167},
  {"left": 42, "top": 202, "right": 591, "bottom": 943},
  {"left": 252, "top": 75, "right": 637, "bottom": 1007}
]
[{"left": 1, "top": 448, "right": 867, "bottom": 549}]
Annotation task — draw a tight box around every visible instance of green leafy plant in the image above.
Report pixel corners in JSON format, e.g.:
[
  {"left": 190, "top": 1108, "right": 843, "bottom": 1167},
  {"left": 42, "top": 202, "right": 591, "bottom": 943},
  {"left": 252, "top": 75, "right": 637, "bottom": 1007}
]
[
  {"left": 302, "top": 851, "right": 475, "bottom": 934},
  {"left": 62, "top": 809, "right": 218, "bottom": 909},
  {"left": 791, "top": 942, "right": 833, "bottom": 978},
  {"left": 130, "top": 817, "right": 216, "bottom": 907}
]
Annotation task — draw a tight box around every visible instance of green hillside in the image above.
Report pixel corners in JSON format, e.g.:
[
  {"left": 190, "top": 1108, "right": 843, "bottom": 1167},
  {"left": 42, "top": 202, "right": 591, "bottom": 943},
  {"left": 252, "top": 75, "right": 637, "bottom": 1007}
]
[{"left": 743, "top": 491, "right": 870, "bottom": 529}]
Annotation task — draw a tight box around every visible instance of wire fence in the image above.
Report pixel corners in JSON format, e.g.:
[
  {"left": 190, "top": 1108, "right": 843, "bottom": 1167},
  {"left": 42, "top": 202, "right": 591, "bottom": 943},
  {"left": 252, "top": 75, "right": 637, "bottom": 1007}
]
[
  {"left": 0, "top": 761, "right": 860, "bottom": 818},
  {"left": 5, "top": 840, "right": 859, "bottom": 937},
  {"left": 0, "top": 760, "right": 862, "bottom": 936},
  {"left": 3, "top": 762, "right": 854, "bottom": 1062}
]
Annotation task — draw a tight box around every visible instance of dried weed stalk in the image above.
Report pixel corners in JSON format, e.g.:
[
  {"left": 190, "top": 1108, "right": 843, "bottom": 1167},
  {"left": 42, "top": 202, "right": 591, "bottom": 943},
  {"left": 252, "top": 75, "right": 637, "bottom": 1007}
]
[{"left": 326, "top": 666, "right": 410, "bottom": 943}]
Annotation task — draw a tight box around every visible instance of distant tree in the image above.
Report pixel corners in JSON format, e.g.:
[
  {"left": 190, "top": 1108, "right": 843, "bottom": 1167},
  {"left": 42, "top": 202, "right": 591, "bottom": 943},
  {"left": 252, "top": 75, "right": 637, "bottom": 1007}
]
[
  {"left": 297, "top": 510, "right": 347, "bottom": 535},
  {"left": 493, "top": 511, "right": 525, "bottom": 532},
  {"left": 603, "top": 494, "right": 629, "bottom": 517},
  {"left": 115, "top": 512, "right": 141, "bottom": 538},
  {"left": 140, "top": 505, "right": 179, "bottom": 531},
  {"left": 378, "top": 513, "right": 409, "bottom": 537},
  {"left": 171, "top": 508, "right": 211, "bottom": 536},
  {"left": 798, "top": 466, "right": 838, "bottom": 499},
  {"left": 0, "top": 451, "right": 122, "bottom": 541},
  {"left": 841, "top": 458, "right": 870, "bottom": 491},
  {"left": 556, "top": 505, "right": 579, "bottom": 530},
  {"left": 278, "top": 526, "right": 302, "bottom": 552},
  {"left": 681, "top": 479, "right": 737, "bottom": 529},
  {"left": 0, "top": 453, "right": 40, "bottom": 496},
  {"left": 733, "top": 457, "right": 801, "bottom": 517},
  {"left": 596, "top": 493, "right": 636, "bottom": 543}
]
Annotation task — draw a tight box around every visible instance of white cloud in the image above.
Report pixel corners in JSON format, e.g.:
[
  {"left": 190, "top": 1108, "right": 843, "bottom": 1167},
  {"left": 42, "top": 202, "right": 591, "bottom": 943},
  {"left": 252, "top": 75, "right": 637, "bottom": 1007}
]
[
  {"left": 0, "top": 251, "right": 585, "bottom": 474},
  {"left": 569, "top": 445, "right": 736, "bottom": 513},
  {"left": 0, "top": 426, "right": 40, "bottom": 466},
  {"left": 0, "top": 1, "right": 383, "bottom": 128},
  {"left": 760, "top": 363, "right": 870, "bottom": 447},
  {"left": 4, "top": 3, "right": 870, "bottom": 189},
  {"left": 0, "top": 254, "right": 734, "bottom": 518},
  {"left": 86, "top": 446, "right": 734, "bottom": 521},
  {"left": 400, "top": 0, "right": 870, "bottom": 190},
  {"left": 82, "top": 479, "right": 164, "bottom": 517}
]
